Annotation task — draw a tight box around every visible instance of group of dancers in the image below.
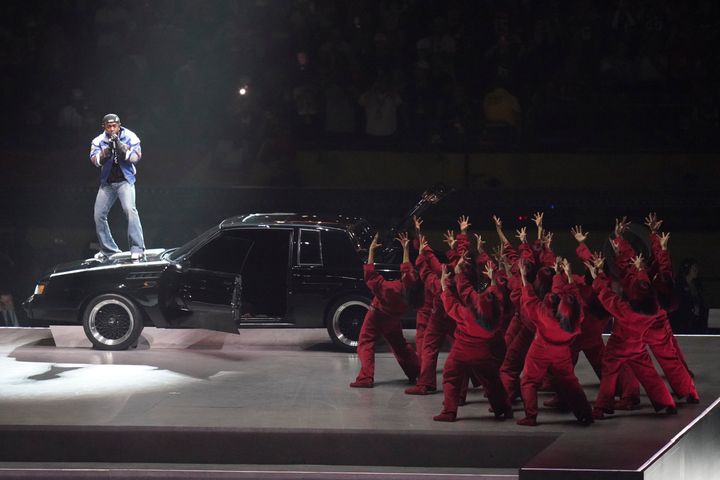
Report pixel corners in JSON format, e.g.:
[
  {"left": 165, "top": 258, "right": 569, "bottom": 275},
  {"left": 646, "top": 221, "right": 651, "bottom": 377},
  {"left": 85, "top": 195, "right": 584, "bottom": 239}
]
[{"left": 350, "top": 212, "right": 700, "bottom": 426}]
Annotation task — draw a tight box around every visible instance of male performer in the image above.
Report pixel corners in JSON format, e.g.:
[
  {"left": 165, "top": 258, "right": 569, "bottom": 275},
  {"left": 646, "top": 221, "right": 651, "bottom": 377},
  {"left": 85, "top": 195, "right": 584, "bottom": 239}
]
[{"left": 89, "top": 113, "right": 145, "bottom": 261}]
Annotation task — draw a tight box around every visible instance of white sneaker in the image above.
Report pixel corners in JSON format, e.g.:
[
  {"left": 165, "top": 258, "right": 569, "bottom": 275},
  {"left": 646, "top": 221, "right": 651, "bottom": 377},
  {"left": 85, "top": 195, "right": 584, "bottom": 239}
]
[
  {"left": 130, "top": 252, "right": 143, "bottom": 261},
  {"left": 93, "top": 252, "right": 108, "bottom": 262}
]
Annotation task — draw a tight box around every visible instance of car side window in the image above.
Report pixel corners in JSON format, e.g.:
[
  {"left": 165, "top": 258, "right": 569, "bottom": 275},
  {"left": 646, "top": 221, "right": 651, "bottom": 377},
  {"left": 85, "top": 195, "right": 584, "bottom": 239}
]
[
  {"left": 298, "top": 229, "right": 322, "bottom": 265},
  {"left": 187, "top": 231, "right": 253, "bottom": 273}
]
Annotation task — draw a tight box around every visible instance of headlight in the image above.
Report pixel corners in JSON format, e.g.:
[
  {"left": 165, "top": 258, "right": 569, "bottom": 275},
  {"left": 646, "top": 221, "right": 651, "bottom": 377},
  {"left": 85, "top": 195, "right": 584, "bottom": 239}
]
[{"left": 33, "top": 283, "right": 46, "bottom": 295}]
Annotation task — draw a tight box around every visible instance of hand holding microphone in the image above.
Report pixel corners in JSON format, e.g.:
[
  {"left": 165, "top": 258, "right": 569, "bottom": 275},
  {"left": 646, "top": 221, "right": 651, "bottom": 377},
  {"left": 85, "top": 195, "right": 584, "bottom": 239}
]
[{"left": 109, "top": 134, "right": 129, "bottom": 154}]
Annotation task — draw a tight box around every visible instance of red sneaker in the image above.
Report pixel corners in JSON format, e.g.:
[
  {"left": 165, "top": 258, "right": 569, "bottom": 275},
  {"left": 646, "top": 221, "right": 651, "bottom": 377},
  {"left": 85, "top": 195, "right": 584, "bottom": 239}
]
[
  {"left": 433, "top": 412, "right": 457, "bottom": 422},
  {"left": 405, "top": 385, "right": 431, "bottom": 395},
  {"left": 592, "top": 407, "right": 606, "bottom": 420},
  {"left": 349, "top": 380, "right": 374, "bottom": 388},
  {"left": 516, "top": 416, "right": 537, "bottom": 427},
  {"left": 614, "top": 397, "right": 638, "bottom": 410}
]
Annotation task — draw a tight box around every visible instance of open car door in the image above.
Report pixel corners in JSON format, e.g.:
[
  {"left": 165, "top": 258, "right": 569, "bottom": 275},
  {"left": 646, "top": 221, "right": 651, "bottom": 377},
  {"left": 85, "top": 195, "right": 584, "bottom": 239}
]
[{"left": 161, "top": 230, "right": 255, "bottom": 333}]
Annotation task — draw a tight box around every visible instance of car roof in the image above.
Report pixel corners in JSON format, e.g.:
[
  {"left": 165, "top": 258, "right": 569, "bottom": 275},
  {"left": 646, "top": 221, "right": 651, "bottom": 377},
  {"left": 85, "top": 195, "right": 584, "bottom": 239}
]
[{"left": 219, "top": 213, "right": 370, "bottom": 230}]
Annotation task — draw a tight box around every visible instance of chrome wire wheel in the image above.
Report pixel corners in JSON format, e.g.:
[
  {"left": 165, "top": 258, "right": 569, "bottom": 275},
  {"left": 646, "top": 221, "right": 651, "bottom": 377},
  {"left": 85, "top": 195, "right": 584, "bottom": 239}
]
[
  {"left": 87, "top": 299, "right": 135, "bottom": 346},
  {"left": 331, "top": 299, "right": 369, "bottom": 351}
]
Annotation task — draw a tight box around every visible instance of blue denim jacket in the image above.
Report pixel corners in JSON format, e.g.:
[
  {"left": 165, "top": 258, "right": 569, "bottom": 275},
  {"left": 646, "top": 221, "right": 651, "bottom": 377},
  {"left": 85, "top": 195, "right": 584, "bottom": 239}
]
[{"left": 89, "top": 127, "right": 142, "bottom": 185}]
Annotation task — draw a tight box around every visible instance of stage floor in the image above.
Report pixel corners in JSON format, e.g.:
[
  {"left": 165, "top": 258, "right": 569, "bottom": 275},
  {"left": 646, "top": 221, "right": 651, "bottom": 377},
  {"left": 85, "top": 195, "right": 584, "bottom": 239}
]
[{"left": 0, "top": 327, "right": 718, "bottom": 479}]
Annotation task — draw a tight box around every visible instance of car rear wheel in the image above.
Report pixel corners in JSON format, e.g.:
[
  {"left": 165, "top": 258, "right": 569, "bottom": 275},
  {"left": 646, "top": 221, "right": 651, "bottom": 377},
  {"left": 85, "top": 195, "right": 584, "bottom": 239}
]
[
  {"left": 82, "top": 294, "right": 144, "bottom": 350},
  {"left": 326, "top": 295, "right": 370, "bottom": 352}
]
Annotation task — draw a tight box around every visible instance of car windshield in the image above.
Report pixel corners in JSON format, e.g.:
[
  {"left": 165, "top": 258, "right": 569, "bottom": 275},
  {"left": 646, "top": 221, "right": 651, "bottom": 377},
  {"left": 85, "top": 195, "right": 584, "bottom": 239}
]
[{"left": 166, "top": 225, "right": 220, "bottom": 261}]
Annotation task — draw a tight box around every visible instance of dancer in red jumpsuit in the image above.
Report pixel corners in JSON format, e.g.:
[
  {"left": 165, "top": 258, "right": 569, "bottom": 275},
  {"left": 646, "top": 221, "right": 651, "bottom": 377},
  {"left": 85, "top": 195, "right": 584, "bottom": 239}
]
[
  {"left": 587, "top": 254, "right": 678, "bottom": 418},
  {"left": 405, "top": 216, "right": 473, "bottom": 396},
  {"left": 433, "top": 259, "right": 512, "bottom": 422},
  {"left": 610, "top": 222, "right": 698, "bottom": 404},
  {"left": 517, "top": 259, "right": 593, "bottom": 426},
  {"left": 406, "top": 232, "right": 457, "bottom": 395},
  {"left": 496, "top": 218, "right": 541, "bottom": 403},
  {"left": 644, "top": 213, "right": 694, "bottom": 379},
  {"left": 569, "top": 224, "right": 643, "bottom": 409},
  {"left": 410, "top": 216, "right": 432, "bottom": 358},
  {"left": 350, "top": 232, "right": 421, "bottom": 388}
]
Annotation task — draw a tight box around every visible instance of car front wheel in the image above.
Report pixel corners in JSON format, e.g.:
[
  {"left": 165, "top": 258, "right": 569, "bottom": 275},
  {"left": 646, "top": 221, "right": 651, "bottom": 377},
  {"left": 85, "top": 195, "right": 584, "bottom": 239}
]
[
  {"left": 326, "top": 295, "right": 370, "bottom": 352},
  {"left": 82, "top": 294, "right": 144, "bottom": 350}
]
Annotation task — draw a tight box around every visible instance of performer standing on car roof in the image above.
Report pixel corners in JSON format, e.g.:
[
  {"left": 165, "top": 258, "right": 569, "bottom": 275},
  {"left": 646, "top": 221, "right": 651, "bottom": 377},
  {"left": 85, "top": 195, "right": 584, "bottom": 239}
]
[{"left": 89, "top": 113, "right": 145, "bottom": 261}]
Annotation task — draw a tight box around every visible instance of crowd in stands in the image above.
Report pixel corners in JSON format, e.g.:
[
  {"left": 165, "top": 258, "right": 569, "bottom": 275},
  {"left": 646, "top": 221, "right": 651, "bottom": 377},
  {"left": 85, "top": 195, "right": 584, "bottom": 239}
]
[{"left": 2, "top": 0, "right": 719, "bottom": 156}]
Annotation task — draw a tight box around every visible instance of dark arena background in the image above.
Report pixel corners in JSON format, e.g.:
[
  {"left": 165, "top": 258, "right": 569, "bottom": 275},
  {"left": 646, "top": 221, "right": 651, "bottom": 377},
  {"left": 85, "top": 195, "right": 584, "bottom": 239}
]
[{"left": 1, "top": 1, "right": 719, "bottom": 479}]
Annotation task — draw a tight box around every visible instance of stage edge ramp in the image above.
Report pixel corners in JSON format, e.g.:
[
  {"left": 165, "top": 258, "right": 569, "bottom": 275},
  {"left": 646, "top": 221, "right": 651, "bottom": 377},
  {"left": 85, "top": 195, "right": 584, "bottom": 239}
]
[{"left": 519, "top": 397, "right": 720, "bottom": 480}]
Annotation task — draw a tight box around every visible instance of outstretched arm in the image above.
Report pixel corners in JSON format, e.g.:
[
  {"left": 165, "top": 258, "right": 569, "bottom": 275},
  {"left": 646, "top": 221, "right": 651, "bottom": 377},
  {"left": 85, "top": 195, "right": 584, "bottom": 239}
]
[
  {"left": 532, "top": 211, "right": 544, "bottom": 242},
  {"left": 493, "top": 215, "right": 511, "bottom": 246}
]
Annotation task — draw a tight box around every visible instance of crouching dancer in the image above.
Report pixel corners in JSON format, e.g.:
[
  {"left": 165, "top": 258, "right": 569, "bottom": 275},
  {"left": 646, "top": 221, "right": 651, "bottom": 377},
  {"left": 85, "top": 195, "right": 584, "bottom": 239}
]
[
  {"left": 587, "top": 254, "right": 678, "bottom": 419},
  {"left": 434, "top": 258, "right": 512, "bottom": 422},
  {"left": 350, "top": 233, "right": 421, "bottom": 388},
  {"left": 517, "top": 259, "right": 593, "bottom": 426}
]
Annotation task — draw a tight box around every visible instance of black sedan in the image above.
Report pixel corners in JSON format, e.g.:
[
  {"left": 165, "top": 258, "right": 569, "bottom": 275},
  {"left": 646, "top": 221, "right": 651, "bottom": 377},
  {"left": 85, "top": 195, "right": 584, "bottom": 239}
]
[{"left": 24, "top": 186, "right": 448, "bottom": 351}]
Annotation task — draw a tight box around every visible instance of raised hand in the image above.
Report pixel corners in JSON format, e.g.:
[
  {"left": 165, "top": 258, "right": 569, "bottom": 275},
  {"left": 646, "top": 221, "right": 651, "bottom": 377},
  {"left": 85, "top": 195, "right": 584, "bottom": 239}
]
[
  {"left": 443, "top": 230, "right": 457, "bottom": 249},
  {"left": 370, "top": 232, "right": 382, "bottom": 251},
  {"left": 413, "top": 215, "right": 423, "bottom": 232},
  {"left": 610, "top": 237, "right": 620, "bottom": 255},
  {"left": 418, "top": 233, "right": 429, "bottom": 253},
  {"left": 561, "top": 257, "right": 572, "bottom": 279},
  {"left": 542, "top": 231, "right": 554, "bottom": 248},
  {"left": 483, "top": 260, "right": 496, "bottom": 283},
  {"left": 395, "top": 232, "right": 410, "bottom": 249},
  {"left": 658, "top": 232, "right": 670, "bottom": 251},
  {"left": 532, "top": 211, "right": 544, "bottom": 240},
  {"left": 591, "top": 252, "right": 605, "bottom": 270},
  {"left": 644, "top": 212, "right": 663, "bottom": 233},
  {"left": 516, "top": 226, "right": 527, "bottom": 243},
  {"left": 458, "top": 215, "right": 471, "bottom": 233},
  {"left": 367, "top": 233, "right": 382, "bottom": 264},
  {"left": 532, "top": 211, "right": 544, "bottom": 227},
  {"left": 584, "top": 261, "right": 598, "bottom": 279},
  {"left": 493, "top": 215, "right": 503, "bottom": 229},
  {"left": 570, "top": 225, "right": 588, "bottom": 243},
  {"left": 614, "top": 216, "right": 630, "bottom": 237},
  {"left": 585, "top": 253, "right": 603, "bottom": 278},
  {"left": 553, "top": 256, "right": 562, "bottom": 273},
  {"left": 474, "top": 233, "right": 486, "bottom": 253},
  {"left": 630, "top": 254, "right": 645, "bottom": 271}
]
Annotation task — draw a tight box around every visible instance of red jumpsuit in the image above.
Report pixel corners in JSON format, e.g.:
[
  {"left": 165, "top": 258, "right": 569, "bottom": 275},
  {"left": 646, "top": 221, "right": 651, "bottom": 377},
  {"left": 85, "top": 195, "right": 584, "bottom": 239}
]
[
  {"left": 647, "top": 233, "right": 694, "bottom": 382},
  {"left": 592, "top": 273, "right": 676, "bottom": 414},
  {"left": 576, "top": 241, "right": 642, "bottom": 404},
  {"left": 435, "top": 283, "right": 511, "bottom": 421},
  {"left": 519, "top": 281, "right": 593, "bottom": 425},
  {"left": 351, "top": 262, "right": 420, "bottom": 387},
  {"left": 407, "top": 248, "right": 456, "bottom": 393},
  {"left": 613, "top": 237, "right": 697, "bottom": 401},
  {"left": 500, "top": 248, "right": 551, "bottom": 402}
]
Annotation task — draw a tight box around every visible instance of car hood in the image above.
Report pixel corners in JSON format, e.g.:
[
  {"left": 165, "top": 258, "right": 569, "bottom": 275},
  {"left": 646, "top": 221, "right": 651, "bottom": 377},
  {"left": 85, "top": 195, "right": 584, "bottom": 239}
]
[{"left": 49, "top": 248, "right": 169, "bottom": 276}]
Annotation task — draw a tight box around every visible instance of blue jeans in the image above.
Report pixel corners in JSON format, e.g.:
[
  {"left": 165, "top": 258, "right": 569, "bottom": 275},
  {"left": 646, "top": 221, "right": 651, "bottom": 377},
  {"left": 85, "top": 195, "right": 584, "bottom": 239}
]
[{"left": 94, "top": 181, "right": 145, "bottom": 255}]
